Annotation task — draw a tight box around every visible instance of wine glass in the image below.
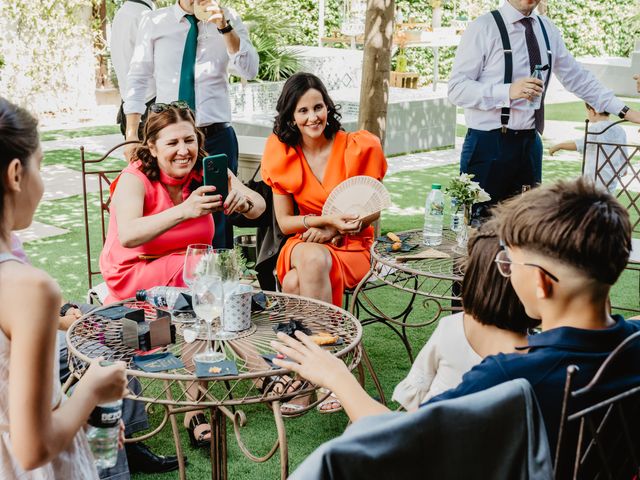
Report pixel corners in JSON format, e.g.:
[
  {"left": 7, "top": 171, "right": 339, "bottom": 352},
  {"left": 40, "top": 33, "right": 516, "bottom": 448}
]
[
  {"left": 208, "top": 248, "right": 241, "bottom": 340},
  {"left": 192, "top": 274, "right": 225, "bottom": 363},
  {"left": 194, "top": 0, "right": 216, "bottom": 39},
  {"left": 183, "top": 244, "right": 213, "bottom": 288}
]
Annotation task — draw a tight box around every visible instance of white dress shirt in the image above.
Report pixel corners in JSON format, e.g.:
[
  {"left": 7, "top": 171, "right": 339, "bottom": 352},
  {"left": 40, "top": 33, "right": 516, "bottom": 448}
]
[
  {"left": 124, "top": 2, "right": 259, "bottom": 126},
  {"left": 448, "top": 1, "right": 625, "bottom": 131},
  {"left": 110, "top": 0, "right": 156, "bottom": 102}
]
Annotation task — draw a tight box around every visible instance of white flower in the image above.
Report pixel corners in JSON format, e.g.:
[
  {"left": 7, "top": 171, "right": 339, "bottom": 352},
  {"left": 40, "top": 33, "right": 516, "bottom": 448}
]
[{"left": 476, "top": 189, "right": 491, "bottom": 203}]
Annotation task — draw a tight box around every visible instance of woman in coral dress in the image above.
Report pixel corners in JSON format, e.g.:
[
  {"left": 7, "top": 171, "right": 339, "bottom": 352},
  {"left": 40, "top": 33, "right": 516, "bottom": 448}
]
[
  {"left": 262, "top": 73, "right": 387, "bottom": 308},
  {"left": 100, "top": 104, "right": 265, "bottom": 303}
]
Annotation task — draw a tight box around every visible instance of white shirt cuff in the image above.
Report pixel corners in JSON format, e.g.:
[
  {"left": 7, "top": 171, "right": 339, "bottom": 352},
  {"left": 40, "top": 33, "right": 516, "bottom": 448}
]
[
  {"left": 493, "top": 84, "right": 511, "bottom": 109},
  {"left": 123, "top": 100, "right": 147, "bottom": 115},
  {"left": 605, "top": 98, "right": 625, "bottom": 118}
]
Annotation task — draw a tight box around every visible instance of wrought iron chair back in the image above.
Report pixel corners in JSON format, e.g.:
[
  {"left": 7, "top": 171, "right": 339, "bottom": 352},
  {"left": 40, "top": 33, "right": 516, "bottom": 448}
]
[
  {"left": 554, "top": 330, "right": 640, "bottom": 479},
  {"left": 582, "top": 119, "right": 639, "bottom": 235},
  {"left": 80, "top": 141, "right": 138, "bottom": 301}
]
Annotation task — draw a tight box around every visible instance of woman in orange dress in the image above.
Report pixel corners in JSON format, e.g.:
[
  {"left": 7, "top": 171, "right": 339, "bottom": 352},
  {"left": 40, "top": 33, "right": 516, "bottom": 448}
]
[{"left": 261, "top": 73, "right": 387, "bottom": 308}]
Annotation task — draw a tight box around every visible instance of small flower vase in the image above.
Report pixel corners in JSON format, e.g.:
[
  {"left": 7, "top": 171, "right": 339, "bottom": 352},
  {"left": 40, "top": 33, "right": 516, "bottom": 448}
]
[{"left": 456, "top": 203, "right": 473, "bottom": 252}]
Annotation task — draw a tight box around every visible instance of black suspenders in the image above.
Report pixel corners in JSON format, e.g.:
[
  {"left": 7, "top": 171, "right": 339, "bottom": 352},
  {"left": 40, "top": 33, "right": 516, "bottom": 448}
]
[
  {"left": 127, "top": 0, "right": 152, "bottom": 9},
  {"left": 491, "top": 10, "right": 552, "bottom": 132}
]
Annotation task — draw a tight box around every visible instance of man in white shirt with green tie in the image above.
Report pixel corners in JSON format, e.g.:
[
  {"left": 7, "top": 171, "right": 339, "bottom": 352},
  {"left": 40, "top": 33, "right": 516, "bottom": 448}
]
[{"left": 124, "top": 0, "right": 259, "bottom": 248}]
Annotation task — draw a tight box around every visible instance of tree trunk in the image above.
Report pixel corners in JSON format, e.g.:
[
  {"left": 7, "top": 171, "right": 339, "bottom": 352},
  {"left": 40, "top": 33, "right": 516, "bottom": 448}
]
[{"left": 358, "top": 0, "right": 395, "bottom": 146}]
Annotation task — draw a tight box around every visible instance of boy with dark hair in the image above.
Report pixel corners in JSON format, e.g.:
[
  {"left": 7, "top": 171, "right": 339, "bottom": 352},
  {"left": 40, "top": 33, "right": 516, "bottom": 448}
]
[
  {"left": 549, "top": 103, "right": 628, "bottom": 192},
  {"left": 271, "top": 177, "right": 639, "bottom": 466}
]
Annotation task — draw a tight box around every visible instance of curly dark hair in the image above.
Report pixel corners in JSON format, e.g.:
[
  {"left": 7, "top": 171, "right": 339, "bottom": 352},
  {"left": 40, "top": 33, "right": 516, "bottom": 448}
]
[
  {"left": 462, "top": 221, "right": 539, "bottom": 334},
  {"left": 133, "top": 106, "right": 207, "bottom": 181},
  {"left": 272, "top": 72, "right": 342, "bottom": 148}
]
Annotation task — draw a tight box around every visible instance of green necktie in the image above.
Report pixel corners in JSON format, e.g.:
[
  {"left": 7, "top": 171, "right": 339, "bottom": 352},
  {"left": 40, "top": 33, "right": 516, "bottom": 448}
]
[{"left": 178, "top": 14, "right": 198, "bottom": 111}]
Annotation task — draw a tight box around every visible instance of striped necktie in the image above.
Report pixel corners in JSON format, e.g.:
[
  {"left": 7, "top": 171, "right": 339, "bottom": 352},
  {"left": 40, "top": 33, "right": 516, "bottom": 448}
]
[
  {"left": 521, "top": 17, "right": 545, "bottom": 134},
  {"left": 178, "top": 14, "right": 198, "bottom": 111}
]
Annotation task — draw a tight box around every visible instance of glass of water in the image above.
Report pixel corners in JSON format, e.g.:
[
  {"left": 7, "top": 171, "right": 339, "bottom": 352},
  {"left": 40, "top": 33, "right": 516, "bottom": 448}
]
[
  {"left": 208, "top": 249, "right": 241, "bottom": 340},
  {"left": 192, "top": 274, "right": 225, "bottom": 362}
]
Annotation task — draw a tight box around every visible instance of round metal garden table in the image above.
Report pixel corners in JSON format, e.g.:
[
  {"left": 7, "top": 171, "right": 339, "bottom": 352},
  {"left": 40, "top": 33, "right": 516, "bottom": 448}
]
[
  {"left": 66, "top": 291, "right": 362, "bottom": 480},
  {"left": 349, "top": 228, "right": 465, "bottom": 363}
]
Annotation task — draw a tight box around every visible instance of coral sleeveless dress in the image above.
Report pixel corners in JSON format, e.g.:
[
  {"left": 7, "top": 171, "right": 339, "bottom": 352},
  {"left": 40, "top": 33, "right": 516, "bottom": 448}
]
[
  {"left": 100, "top": 161, "right": 215, "bottom": 303},
  {"left": 261, "top": 130, "right": 387, "bottom": 306},
  {"left": 0, "top": 253, "right": 98, "bottom": 479}
]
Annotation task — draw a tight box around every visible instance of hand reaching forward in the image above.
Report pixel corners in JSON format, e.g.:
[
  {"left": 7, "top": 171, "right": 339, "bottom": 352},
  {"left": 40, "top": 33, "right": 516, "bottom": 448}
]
[{"left": 271, "top": 331, "right": 350, "bottom": 391}]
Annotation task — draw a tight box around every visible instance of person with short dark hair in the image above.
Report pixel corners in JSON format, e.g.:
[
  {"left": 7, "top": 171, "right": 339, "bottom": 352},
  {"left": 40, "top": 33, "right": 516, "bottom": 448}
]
[
  {"left": 549, "top": 103, "right": 628, "bottom": 192},
  {"left": 393, "top": 224, "right": 538, "bottom": 410},
  {"left": 270, "top": 177, "right": 639, "bottom": 473}
]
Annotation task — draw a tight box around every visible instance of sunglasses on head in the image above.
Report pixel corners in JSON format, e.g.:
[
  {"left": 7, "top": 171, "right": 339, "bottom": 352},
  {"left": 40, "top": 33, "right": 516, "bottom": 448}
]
[{"left": 149, "top": 101, "right": 191, "bottom": 114}]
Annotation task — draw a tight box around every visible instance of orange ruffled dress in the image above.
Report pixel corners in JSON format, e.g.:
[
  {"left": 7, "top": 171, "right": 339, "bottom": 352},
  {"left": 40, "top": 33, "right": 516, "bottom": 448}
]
[
  {"left": 261, "top": 130, "right": 387, "bottom": 306},
  {"left": 100, "top": 161, "right": 215, "bottom": 303}
]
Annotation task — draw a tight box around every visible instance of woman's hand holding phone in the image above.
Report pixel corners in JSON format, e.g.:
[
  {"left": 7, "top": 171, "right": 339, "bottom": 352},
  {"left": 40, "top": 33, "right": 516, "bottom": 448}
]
[{"left": 180, "top": 185, "right": 223, "bottom": 219}]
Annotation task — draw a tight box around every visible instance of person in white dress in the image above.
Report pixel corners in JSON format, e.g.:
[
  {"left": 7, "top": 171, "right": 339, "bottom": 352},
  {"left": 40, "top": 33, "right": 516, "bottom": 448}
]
[
  {"left": 392, "top": 223, "right": 539, "bottom": 410},
  {"left": 0, "top": 96, "right": 128, "bottom": 478}
]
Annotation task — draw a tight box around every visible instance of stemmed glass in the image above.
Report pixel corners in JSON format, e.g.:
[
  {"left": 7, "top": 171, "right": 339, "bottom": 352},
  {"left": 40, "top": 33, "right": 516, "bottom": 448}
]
[
  {"left": 208, "top": 248, "right": 241, "bottom": 340},
  {"left": 183, "top": 244, "right": 213, "bottom": 288},
  {"left": 192, "top": 275, "right": 225, "bottom": 362},
  {"left": 182, "top": 244, "right": 213, "bottom": 332},
  {"left": 193, "top": 0, "right": 216, "bottom": 39}
]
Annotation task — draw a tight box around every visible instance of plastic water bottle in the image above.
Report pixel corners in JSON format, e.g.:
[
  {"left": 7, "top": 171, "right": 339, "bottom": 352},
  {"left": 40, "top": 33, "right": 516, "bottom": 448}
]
[
  {"left": 86, "top": 400, "right": 122, "bottom": 469},
  {"left": 528, "top": 64, "right": 544, "bottom": 110},
  {"left": 136, "top": 286, "right": 182, "bottom": 308},
  {"left": 423, "top": 184, "right": 444, "bottom": 246}
]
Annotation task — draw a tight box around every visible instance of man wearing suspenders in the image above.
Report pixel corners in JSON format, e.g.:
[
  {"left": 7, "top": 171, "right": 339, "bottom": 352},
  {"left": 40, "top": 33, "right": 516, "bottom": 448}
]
[
  {"left": 111, "top": 0, "right": 157, "bottom": 138},
  {"left": 448, "top": 0, "right": 640, "bottom": 218}
]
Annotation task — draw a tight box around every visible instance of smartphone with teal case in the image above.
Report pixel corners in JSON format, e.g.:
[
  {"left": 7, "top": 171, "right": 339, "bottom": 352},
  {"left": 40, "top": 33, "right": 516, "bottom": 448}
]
[{"left": 203, "top": 154, "right": 228, "bottom": 200}]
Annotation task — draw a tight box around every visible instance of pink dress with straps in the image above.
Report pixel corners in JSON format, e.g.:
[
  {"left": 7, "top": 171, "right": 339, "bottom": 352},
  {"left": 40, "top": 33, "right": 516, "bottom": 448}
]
[{"left": 100, "top": 161, "right": 215, "bottom": 303}]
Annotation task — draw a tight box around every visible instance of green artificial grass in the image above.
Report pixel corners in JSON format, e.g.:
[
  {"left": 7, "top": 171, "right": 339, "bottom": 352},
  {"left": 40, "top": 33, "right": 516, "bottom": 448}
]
[
  {"left": 40, "top": 125, "right": 120, "bottom": 142},
  {"left": 21, "top": 141, "right": 639, "bottom": 479},
  {"left": 44, "top": 149, "right": 127, "bottom": 172},
  {"left": 545, "top": 101, "right": 640, "bottom": 123}
]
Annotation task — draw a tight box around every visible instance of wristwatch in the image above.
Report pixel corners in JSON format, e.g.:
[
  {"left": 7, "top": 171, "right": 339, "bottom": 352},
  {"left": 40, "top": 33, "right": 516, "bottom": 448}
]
[
  {"left": 60, "top": 302, "right": 79, "bottom": 317},
  {"left": 618, "top": 105, "right": 630, "bottom": 119},
  {"left": 217, "top": 22, "right": 233, "bottom": 34}
]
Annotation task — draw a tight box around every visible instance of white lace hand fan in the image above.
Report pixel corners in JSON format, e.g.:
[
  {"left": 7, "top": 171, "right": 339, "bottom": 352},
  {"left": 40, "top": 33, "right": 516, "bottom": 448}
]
[{"left": 322, "top": 176, "right": 391, "bottom": 218}]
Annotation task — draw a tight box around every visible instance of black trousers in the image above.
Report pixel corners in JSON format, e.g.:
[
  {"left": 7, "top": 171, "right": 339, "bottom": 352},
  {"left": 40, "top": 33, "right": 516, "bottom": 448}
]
[{"left": 460, "top": 128, "right": 543, "bottom": 217}]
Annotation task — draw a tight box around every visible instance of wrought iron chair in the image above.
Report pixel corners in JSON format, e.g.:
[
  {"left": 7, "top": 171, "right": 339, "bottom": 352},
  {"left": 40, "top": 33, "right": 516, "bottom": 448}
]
[
  {"left": 582, "top": 119, "right": 639, "bottom": 314},
  {"left": 80, "top": 140, "right": 138, "bottom": 304},
  {"left": 554, "top": 330, "right": 640, "bottom": 479}
]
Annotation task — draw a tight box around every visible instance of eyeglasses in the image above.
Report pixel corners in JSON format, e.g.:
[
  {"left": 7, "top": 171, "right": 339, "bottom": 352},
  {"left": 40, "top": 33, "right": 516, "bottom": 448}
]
[
  {"left": 149, "top": 101, "right": 191, "bottom": 114},
  {"left": 494, "top": 248, "right": 560, "bottom": 283}
]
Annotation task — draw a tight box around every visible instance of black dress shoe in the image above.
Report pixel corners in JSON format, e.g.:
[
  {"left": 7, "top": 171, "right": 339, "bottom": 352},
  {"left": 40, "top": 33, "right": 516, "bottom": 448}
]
[{"left": 125, "top": 442, "right": 185, "bottom": 474}]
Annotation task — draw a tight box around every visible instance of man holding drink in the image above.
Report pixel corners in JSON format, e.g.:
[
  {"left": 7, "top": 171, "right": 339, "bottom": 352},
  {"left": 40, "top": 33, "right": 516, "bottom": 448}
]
[{"left": 123, "top": 0, "right": 259, "bottom": 248}]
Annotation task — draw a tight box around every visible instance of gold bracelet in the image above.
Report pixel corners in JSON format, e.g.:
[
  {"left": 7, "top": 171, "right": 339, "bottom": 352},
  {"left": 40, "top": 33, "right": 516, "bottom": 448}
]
[{"left": 302, "top": 214, "right": 316, "bottom": 229}]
